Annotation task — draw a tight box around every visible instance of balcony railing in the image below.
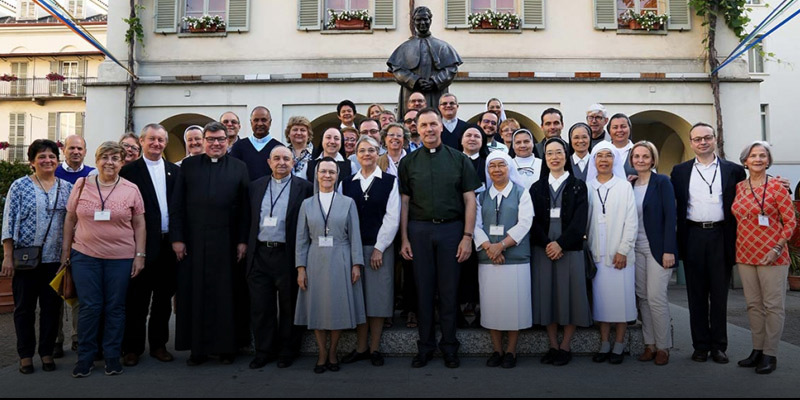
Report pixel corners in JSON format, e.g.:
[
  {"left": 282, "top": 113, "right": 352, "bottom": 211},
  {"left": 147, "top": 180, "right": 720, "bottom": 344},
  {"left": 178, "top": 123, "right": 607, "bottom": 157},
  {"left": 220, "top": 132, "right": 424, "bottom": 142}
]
[{"left": 0, "top": 77, "right": 97, "bottom": 99}]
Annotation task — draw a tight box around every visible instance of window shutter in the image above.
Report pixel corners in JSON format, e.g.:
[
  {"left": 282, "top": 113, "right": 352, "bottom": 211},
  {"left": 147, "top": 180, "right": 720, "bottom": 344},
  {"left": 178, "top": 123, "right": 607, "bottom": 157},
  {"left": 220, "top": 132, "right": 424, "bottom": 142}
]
[
  {"left": 298, "top": 0, "right": 321, "bottom": 31},
  {"left": 154, "top": 0, "right": 178, "bottom": 33},
  {"left": 521, "top": 0, "right": 545, "bottom": 29},
  {"left": 77, "top": 0, "right": 84, "bottom": 19},
  {"left": 667, "top": 0, "right": 692, "bottom": 30},
  {"left": 77, "top": 112, "right": 85, "bottom": 137},
  {"left": 373, "top": 0, "right": 396, "bottom": 29},
  {"left": 227, "top": 0, "right": 249, "bottom": 32},
  {"left": 445, "top": 0, "right": 468, "bottom": 29},
  {"left": 77, "top": 59, "right": 86, "bottom": 95},
  {"left": 49, "top": 61, "right": 59, "bottom": 95},
  {"left": 48, "top": 113, "right": 57, "bottom": 142},
  {"left": 594, "top": 0, "right": 617, "bottom": 30}
]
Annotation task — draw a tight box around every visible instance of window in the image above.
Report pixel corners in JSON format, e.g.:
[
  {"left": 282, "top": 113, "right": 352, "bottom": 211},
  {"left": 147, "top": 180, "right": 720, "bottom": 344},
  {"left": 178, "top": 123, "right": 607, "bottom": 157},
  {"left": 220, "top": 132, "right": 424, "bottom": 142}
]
[
  {"left": 471, "top": 0, "right": 516, "bottom": 14},
  {"left": 760, "top": 104, "right": 769, "bottom": 141},
  {"left": 68, "top": 0, "right": 85, "bottom": 19},
  {"left": 18, "top": 0, "right": 37, "bottom": 20},
  {"left": 185, "top": 0, "right": 227, "bottom": 21},
  {"left": 10, "top": 62, "right": 28, "bottom": 96},
  {"left": 748, "top": 39, "right": 765, "bottom": 73},
  {"left": 617, "top": 0, "right": 660, "bottom": 27},
  {"left": 61, "top": 61, "right": 80, "bottom": 95},
  {"left": 59, "top": 113, "right": 77, "bottom": 138},
  {"left": 48, "top": 112, "right": 83, "bottom": 143},
  {"left": 8, "top": 113, "right": 26, "bottom": 162},
  {"left": 324, "top": 0, "right": 368, "bottom": 26}
]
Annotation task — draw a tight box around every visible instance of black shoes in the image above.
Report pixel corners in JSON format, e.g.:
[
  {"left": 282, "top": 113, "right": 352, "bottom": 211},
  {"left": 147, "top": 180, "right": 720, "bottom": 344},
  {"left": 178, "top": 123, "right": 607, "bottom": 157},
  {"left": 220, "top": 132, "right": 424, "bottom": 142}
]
[
  {"left": 341, "top": 349, "right": 370, "bottom": 364},
  {"left": 608, "top": 352, "right": 624, "bottom": 364},
  {"left": 710, "top": 350, "right": 729, "bottom": 364},
  {"left": 541, "top": 348, "right": 558, "bottom": 364},
  {"left": 313, "top": 363, "right": 326, "bottom": 374},
  {"left": 755, "top": 355, "right": 777, "bottom": 374},
  {"left": 42, "top": 359, "right": 56, "bottom": 372},
  {"left": 370, "top": 351, "right": 385, "bottom": 367},
  {"left": 277, "top": 357, "right": 294, "bottom": 368},
  {"left": 691, "top": 350, "right": 709, "bottom": 362},
  {"left": 553, "top": 349, "right": 572, "bottom": 366},
  {"left": 501, "top": 353, "right": 517, "bottom": 369},
  {"left": 486, "top": 352, "right": 503, "bottom": 367},
  {"left": 249, "top": 357, "right": 271, "bottom": 369},
  {"left": 52, "top": 346, "right": 64, "bottom": 359},
  {"left": 411, "top": 352, "right": 433, "bottom": 368},
  {"left": 738, "top": 350, "right": 763, "bottom": 368},
  {"left": 18, "top": 363, "right": 34, "bottom": 375},
  {"left": 443, "top": 352, "right": 460, "bottom": 368},
  {"left": 592, "top": 351, "right": 611, "bottom": 363},
  {"left": 186, "top": 354, "right": 209, "bottom": 366}
]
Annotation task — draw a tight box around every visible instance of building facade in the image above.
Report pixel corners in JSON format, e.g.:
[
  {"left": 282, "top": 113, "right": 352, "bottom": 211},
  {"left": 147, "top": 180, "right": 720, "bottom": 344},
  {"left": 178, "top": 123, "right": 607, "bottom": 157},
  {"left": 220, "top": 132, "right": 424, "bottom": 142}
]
[
  {"left": 0, "top": 0, "right": 107, "bottom": 161},
  {"left": 86, "top": 0, "right": 764, "bottom": 174}
]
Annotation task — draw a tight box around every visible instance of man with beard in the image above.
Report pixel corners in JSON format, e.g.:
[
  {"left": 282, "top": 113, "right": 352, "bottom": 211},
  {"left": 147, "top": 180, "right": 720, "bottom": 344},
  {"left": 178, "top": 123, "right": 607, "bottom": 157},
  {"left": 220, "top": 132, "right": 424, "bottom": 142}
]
[
  {"left": 230, "top": 106, "right": 282, "bottom": 182},
  {"left": 403, "top": 110, "right": 422, "bottom": 152},
  {"left": 533, "top": 108, "right": 564, "bottom": 158}
]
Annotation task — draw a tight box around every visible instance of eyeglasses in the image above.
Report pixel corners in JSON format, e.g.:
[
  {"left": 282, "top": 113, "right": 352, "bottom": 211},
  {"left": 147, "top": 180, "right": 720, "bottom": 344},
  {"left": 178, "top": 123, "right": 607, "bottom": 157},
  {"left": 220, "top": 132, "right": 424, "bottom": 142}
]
[
  {"left": 121, "top": 143, "right": 140, "bottom": 152},
  {"left": 386, "top": 133, "right": 405, "bottom": 139},
  {"left": 481, "top": 120, "right": 498, "bottom": 126},
  {"left": 404, "top": 119, "right": 416, "bottom": 124},
  {"left": 343, "top": 137, "right": 358, "bottom": 143},
  {"left": 690, "top": 135, "right": 715, "bottom": 144},
  {"left": 204, "top": 136, "right": 228, "bottom": 143},
  {"left": 545, "top": 150, "right": 565, "bottom": 158},
  {"left": 357, "top": 147, "right": 378, "bottom": 154},
  {"left": 222, "top": 119, "right": 239, "bottom": 125},
  {"left": 587, "top": 115, "right": 606, "bottom": 121},
  {"left": 360, "top": 129, "right": 380, "bottom": 135},
  {"left": 440, "top": 102, "right": 457, "bottom": 106}
]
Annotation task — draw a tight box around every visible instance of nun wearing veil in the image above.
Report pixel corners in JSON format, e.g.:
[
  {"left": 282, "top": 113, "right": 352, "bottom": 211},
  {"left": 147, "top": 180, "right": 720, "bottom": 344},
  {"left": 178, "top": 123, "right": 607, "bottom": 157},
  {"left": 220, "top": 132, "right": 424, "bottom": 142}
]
[
  {"left": 295, "top": 157, "right": 366, "bottom": 373},
  {"left": 585, "top": 141, "right": 638, "bottom": 365},
  {"left": 473, "top": 151, "right": 533, "bottom": 369}
]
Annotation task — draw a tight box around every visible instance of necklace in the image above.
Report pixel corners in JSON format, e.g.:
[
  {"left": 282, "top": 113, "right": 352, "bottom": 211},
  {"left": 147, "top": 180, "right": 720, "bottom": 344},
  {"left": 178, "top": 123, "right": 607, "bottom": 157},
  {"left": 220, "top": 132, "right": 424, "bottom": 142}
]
[{"left": 98, "top": 176, "right": 120, "bottom": 187}]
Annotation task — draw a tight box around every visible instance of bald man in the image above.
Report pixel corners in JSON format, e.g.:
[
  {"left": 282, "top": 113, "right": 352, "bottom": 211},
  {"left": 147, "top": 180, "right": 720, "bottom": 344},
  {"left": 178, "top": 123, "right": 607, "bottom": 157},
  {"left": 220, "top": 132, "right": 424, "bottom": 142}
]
[{"left": 55, "top": 135, "right": 97, "bottom": 184}]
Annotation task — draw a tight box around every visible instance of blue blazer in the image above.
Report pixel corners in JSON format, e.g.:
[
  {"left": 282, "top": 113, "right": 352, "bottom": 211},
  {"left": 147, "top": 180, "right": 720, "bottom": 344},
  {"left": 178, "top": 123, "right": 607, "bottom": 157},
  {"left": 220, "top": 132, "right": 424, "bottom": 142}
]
[{"left": 637, "top": 173, "right": 678, "bottom": 267}]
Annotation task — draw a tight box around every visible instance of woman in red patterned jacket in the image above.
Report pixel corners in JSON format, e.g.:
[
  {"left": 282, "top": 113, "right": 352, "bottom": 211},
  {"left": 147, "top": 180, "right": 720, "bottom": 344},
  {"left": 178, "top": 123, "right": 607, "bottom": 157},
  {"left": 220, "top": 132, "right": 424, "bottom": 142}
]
[{"left": 732, "top": 141, "right": 796, "bottom": 375}]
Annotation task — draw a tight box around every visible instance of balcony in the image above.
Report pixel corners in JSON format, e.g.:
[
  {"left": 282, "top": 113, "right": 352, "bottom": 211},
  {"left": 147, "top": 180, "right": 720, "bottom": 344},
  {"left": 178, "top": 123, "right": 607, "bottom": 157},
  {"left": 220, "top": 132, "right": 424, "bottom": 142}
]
[{"left": 0, "top": 77, "right": 97, "bottom": 103}]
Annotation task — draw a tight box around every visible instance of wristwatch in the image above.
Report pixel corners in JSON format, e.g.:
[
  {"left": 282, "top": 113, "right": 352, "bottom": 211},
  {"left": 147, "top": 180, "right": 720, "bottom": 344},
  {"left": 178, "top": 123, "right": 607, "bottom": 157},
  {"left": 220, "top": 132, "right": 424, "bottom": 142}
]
[{"left": 135, "top": 252, "right": 147, "bottom": 258}]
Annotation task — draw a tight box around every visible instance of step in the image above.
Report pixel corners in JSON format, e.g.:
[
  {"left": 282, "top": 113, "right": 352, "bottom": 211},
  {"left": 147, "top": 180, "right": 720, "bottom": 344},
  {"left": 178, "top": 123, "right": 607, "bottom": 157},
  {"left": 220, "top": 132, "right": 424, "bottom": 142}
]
[{"left": 300, "top": 323, "right": 646, "bottom": 357}]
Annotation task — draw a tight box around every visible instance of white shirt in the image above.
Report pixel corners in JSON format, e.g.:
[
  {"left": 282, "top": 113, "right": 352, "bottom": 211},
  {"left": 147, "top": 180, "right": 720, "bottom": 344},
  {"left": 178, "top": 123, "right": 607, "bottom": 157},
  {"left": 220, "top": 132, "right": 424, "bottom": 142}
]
[
  {"left": 473, "top": 183, "right": 534, "bottom": 249},
  {"left": 351, "top": 168, "right": 401, "bottom": 253},
  {"left": 144, "top": 157, "right": 169, "bottom": 233},
  {"left": 687, "top": 156, "right": 724, "bottom": 222},
  {"left": 319, "top": 191, "right": 334, "bottom": 216},
  {"left": 385, "top": 150, "right": 406, "bottom": 178},
  {"left": 572, "top": 153, "right": 589, "bottom": 172},
  {"left": 514, "top": 155, "right": 543, "bottom": 190},
  {"left": 443, "top": 118, "right": 457, "bottom": 133},
  {"left": 487, "top": 140, "right": 509, "bottom": 154},
  {"left": 61, "top": 161, "right": 98, "bottom": 176},
  {"left": 614, "top": 141, "right": 634, "bottom": 164},
  {"left": 548, "top": 171, "right": 570, "bottom": 192}
]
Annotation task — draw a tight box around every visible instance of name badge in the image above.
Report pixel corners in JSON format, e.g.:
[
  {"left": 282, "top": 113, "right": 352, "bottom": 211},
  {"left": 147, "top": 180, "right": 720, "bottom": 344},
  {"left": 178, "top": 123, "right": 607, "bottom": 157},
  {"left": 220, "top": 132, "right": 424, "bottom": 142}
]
[
  {"left": 319, "top": 236, "right": 334, "bottom": 247},
  {"left": 758, "top": 214, "right": 770, "bottom": 227},
  {"left": 598, "top": 213, "right": 607, "bottom": 224},
  {"left": 489, "top": 225, "right": 505, "bottom": 236},
  {"left": 709, "top": 194, "right": 720, "bottom": 204},
  {"left": 262, "top": 217, "right": 278, "bottom": 227},
  {"left": 550, "top": 208, "right": 561, "bottom": 219},
  {"left": 94, "top": 210, "right": 111, "bottom": 221}
]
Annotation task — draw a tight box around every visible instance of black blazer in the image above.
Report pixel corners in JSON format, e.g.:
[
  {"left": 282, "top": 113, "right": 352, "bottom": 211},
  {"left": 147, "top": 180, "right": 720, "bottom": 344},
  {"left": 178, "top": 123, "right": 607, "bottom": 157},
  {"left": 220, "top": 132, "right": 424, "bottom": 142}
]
[
  {"left": 529, "top": 174, "right": 588, "bottom": 252},
  {"left": 120, "top": 157, "right": 181, "bottom": 266},
  {"left": 442, "top": 119, "right": 469, "bottom": 150},
  {"left": 636, "top": 173, "right": 678, "bottom": 267},
  {"left": 670, "top": 158, "right": 746, "bottom": 267},
  {"left": 245, "top": 175, "right": 313, "bottom": 275}
]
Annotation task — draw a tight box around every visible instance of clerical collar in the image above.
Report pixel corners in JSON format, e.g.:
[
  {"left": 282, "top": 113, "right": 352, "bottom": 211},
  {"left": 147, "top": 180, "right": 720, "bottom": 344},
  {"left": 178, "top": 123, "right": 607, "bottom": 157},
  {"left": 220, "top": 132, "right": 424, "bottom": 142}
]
[
  {"left": 144, "top": 156, "right": 163, "bottom": 166},
  {"left": 272, "top": 175, "right": 290, "bottom": 184},
  {"left": 427, "top": 144, "right": 443, "bottom": 154},
  {"left": 464, "top": 152, "right": 479, "bottom": 160},
  {"left": 209, "top": 155, "right": 222, "bottom": 163}
]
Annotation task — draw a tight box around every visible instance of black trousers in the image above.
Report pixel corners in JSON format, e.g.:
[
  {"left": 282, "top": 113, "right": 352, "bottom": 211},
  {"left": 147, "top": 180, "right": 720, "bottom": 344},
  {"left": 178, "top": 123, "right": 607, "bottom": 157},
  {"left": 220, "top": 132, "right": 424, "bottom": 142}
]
[
  {"left": 248, "top": 243, "right": 304, "bottom": 359},
  {"left": 684, "top": 225, "right": 730, "bottom": 352},
  {"left": 409, "top": 220, "right": 463, "bottom": 354},
  {"left": 122, "top": 237, "right": 177, "bottom": 355},
  {"left": 13, "top": 262, "right": 62, "bottom": 359}
]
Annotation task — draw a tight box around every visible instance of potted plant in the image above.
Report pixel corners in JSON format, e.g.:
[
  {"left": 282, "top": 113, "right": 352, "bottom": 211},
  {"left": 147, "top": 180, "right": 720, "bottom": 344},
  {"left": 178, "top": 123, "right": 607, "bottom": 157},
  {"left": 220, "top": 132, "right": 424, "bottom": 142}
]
[
  {"left": 623, "top": 10, "right": 668, "bottom": 31},
  {"left": 468, "top": 10, "right": 521, "bottom": 30},
  {"left": 0, "top": 74, "right": 18, "bottom": 82},
  {"left": 183, "top": 15, "right": 226, "bottom": 33},
  {"left": 45, "top": 72, "right": 65, "bottom": 81},
  {"left": 327, "top": 9, "right": 372, "bottom": 30}
]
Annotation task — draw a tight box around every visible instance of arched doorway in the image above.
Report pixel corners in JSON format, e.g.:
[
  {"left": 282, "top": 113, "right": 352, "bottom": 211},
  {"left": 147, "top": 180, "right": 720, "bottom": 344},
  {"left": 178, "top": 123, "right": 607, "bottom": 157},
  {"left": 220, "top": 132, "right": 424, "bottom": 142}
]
[
  {"left": 467, "top": 110, "right": 544, "bottom": 142},
  {"left": 309, "top": 112, "right": 367, "bottom": 149},
  {"left": 629, "top": 110, "right": 693, "bottom": 175},
  {"left": 159, "top": 113, "right": 215, "bottom": 163}
]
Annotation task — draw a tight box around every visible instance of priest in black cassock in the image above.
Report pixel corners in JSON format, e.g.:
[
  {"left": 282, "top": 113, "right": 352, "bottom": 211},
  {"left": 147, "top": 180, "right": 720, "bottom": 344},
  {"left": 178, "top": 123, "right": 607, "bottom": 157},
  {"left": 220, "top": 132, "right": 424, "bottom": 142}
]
[{"left": 171, "top": 121, "right": 251, "bottom": 365}]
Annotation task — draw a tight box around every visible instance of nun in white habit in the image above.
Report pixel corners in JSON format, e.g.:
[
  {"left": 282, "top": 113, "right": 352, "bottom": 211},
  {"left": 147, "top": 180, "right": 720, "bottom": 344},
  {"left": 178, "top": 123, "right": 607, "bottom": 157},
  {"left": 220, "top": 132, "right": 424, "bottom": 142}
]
[{"left": 585, "top": 141, "right": 638, "bottom": 364}]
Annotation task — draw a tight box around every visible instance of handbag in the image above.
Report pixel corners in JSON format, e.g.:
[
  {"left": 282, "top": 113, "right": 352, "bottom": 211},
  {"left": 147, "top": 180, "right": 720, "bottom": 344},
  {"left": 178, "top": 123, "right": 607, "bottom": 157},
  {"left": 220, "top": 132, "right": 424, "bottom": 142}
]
[
  {"left": 13, "top": 180, "right": 61, "bottom": 271},
  {"left": 583, "top": 239, "right": 597, "bottom": 280},
  {"left": 50, "top": 260, "right": 77, "bottom": 307}
]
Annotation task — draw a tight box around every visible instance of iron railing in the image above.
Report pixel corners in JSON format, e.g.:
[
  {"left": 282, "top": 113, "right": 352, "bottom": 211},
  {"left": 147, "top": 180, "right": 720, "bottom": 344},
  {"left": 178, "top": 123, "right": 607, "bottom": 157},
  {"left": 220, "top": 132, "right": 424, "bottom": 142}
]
[{"left": 0, "top": 77, "right": 97, "bottom": 99}]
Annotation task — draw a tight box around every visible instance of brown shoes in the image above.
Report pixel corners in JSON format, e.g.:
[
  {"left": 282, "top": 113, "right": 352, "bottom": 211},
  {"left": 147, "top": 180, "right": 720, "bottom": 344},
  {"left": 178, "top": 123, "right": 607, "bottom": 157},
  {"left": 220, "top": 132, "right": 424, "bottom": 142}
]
[
  {"left": 655, "top": 350, "right": 669, "bottom": 366},
  {"left": 150, "top": 348, "right": 174, "bottom": 362},
  {"left": 638, "top": 347, "right": 656, "bottom": 362},
  {"left": 122, "top": 353, "right": 139, "bottom": 367}
]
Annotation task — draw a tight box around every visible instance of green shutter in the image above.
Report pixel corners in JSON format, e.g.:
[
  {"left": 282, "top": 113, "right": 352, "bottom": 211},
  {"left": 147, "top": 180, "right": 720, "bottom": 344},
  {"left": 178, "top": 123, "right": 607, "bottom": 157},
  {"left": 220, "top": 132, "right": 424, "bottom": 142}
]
[
  {"left": 154, "top": 0, "right": 178, "bottom": 33},
  {"left": 594, "top": 0, "right": 617, "bottom": 30},
  {"left": 373, "top": 0, "right": 396, "bottom": 29},
  {"left": 48, "top": 113, "right": 57, "bottom": 142},
  {"left": 445, "top": 0, "right": 468, "bottom": 29},
  {"left": 227, "top": 0, "right": 249, "bottom": 32},
  {"left": 522, "top": 0, "right": 545, "bottom": 29},
  {"left": 298, "top": 0, "right": 321, "bottom": 31},
  {"left": 667, "top": 0, "right": 692, "bottom": 30}
]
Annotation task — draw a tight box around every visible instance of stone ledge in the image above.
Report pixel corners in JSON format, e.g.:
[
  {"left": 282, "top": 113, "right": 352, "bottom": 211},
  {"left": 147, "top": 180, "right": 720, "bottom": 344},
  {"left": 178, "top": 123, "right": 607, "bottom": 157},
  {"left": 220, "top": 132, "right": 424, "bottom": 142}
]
[{"left": 300, "top": 324, "right": 646, "bottom": 357}]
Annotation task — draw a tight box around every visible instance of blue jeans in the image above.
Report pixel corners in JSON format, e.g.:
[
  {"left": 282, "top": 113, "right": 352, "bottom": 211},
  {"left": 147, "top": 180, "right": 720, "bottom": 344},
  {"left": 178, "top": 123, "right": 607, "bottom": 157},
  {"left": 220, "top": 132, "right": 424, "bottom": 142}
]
[{"left": 70, "top": 250, "right": 132, "bottom": 362}]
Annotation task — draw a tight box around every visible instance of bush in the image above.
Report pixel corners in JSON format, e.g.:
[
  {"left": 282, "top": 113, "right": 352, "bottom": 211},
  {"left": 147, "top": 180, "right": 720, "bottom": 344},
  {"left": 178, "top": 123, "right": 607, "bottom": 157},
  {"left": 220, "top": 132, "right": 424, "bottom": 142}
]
[{"left": 0, "top": 161, "right": 32, "bottom": 259}]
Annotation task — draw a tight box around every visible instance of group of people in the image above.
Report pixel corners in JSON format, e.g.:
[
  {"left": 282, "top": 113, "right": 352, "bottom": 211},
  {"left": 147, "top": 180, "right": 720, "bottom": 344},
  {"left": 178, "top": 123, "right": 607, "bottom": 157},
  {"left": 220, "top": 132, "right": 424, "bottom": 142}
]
[{"left": 1, "top": 93, "right": 796, "bottom": 378}]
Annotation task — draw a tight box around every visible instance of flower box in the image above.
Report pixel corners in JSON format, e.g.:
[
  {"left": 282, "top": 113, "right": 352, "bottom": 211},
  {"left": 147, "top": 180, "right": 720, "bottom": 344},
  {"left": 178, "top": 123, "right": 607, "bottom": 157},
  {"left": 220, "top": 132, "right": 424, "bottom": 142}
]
[
  {"left": 621, "top": 10, "right": 668, "bottom": 31},
  {"left": 335, "top": 18, "right": 368, "bottom": 30},
  {"left": 188, "top": 25, "right": 225, "bottom": 33},
  {"left": 183, "top": 15, "right": 226, "bottom": 33},
  {"left": 0, "top": 74, "right": 18, "bottom": 82},
  {"left": 45, "top": 73, "right": 65, "bottom": 81},
  {"left": 468, "top": 10, "right": 521, "bottom": 30}
]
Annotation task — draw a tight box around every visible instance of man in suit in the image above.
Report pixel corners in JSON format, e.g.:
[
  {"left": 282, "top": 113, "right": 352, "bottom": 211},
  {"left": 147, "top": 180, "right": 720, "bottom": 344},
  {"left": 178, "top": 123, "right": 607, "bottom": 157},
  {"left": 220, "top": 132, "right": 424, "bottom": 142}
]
[
  {"left": 670, "top": 122, "right": 745, "bottom": 364},
  {"left": 120, "top": 123, "right": 182, "bottom": 366},
  {"left": 439, "top": 93, "right": 468, "bottom": 150},
  {"left": 534, "top": 108, "right": 564, "bottom": 158},
  {"left": 246, "top": 146, "right": 313, "bottom": 369}
]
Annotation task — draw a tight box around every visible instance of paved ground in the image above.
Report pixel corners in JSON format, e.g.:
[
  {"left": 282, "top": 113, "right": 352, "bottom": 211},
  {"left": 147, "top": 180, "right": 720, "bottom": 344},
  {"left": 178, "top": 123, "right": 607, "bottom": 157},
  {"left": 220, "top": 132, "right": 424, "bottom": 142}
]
[{"left": 1, "top": 283, "right": 798, "bottom": 397}]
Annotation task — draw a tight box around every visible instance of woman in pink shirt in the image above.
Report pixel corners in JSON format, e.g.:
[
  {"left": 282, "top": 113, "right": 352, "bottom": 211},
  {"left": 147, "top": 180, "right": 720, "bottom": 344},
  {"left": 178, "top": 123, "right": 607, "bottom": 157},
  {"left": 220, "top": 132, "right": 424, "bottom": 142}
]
[{"left": 61, "top": 141, "right": 145, "bottom": 378}]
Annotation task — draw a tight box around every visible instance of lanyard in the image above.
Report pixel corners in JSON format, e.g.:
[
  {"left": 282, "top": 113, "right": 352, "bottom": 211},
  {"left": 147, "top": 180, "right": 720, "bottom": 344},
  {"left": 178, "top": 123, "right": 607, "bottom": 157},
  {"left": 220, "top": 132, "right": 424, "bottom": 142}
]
[
  {"left": 494, "top": 195, "right": 502, "bottom": 224},
  {"left": 596, "top": 187, "right": 611, "bottom": 215},
  {"left": 267, "top": 176, "right": 291, "bottom": 218},
  {"left": 694, "top": 161, "right": 718, "bottom": 195},
  {"left": 95, "top": 176, "right": 120, "bottom": 211},
  {"left": 550, "top": 181, "right": 567, "bottom": 209},
  {"left": 318, "top": 192, "right": 335, "bottom": 237},
  {"left": 747, "top": 175, "right": 769, "bottom": 216}
]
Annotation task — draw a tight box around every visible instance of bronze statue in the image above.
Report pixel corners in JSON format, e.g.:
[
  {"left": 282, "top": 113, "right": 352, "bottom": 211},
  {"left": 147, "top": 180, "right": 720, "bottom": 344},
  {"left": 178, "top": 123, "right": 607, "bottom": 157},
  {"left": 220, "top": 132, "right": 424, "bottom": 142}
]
[{"left": 387, "top": 6, "right": 463, "bottom": 118}]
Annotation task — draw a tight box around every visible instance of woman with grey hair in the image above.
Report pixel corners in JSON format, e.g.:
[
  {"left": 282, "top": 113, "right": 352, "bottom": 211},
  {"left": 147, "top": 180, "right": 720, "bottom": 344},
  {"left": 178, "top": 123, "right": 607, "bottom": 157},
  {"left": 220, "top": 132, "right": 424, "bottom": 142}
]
[
  {"left": 732, "top": 141, "right": 796, "bottom": 374},
  {"left": 377, "top": 123, "right": 410, "bottom": 177},
  {"left": 340, "top": 136, "right": 400, "bottom": 367}
]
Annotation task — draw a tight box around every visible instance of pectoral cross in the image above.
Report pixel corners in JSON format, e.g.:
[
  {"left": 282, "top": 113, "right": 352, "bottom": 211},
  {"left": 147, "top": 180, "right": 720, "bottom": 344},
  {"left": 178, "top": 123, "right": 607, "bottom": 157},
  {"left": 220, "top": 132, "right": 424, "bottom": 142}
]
[
  {"left": 364, "top": 193, "right": 369, "bottom": 201},
  {"left": 325, "top": 226, "right": 330, "bottom": 236}
]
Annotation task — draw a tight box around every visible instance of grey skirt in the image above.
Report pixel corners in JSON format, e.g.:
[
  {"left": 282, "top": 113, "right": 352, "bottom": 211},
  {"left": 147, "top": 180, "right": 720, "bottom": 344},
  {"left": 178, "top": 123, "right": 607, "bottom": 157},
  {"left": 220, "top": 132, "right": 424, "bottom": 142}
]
[
  {"left": 360, "top": 244, "right": 395, "bottom": 318},
  {"left": 531, "top": 247, "right": 592, "bottom": 327}
]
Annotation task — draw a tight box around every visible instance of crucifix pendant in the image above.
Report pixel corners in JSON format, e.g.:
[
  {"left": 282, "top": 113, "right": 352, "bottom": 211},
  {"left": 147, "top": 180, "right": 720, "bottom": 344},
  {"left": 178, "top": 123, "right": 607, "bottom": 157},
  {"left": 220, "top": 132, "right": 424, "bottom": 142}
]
[
  {"left": 364, "top": 193, "right": 369, "bottom": 201},
  {"left": 325, "top": 227, "right": 330, "bottom": 236}
]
